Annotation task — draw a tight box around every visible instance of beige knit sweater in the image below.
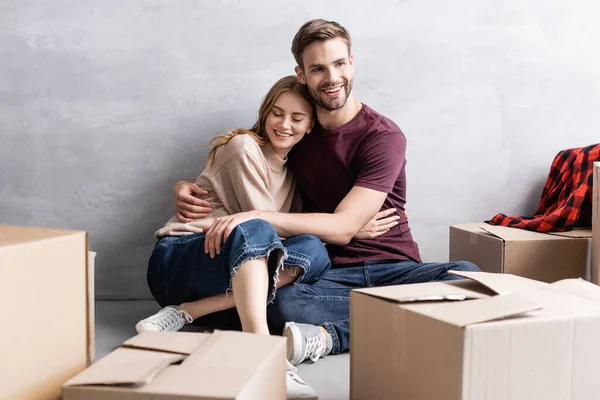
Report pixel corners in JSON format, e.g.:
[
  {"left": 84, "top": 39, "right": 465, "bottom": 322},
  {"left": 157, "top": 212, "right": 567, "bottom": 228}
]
[{"left": 155, "top": 134, "right": 301, "bottom": 237}]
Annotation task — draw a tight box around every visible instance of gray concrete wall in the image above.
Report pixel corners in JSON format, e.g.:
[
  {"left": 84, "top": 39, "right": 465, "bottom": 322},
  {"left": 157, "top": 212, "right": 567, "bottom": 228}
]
[{"left": 1, "top": 1, "right": 599, "bottom": 299}]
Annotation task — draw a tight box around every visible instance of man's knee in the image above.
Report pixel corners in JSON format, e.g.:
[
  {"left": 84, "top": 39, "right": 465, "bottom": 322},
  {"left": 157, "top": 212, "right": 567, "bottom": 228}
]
[{"left": 450, "top": 261, "right": 480, "bottom": 272}]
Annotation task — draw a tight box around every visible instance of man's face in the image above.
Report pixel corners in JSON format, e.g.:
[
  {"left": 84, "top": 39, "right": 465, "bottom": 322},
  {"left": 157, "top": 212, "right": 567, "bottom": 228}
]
[{"left": 295, "top": 38, "right": 354, "bottom": 112}]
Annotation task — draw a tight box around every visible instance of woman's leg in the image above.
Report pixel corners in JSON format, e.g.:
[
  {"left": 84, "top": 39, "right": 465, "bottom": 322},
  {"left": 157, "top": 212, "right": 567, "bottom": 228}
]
[
  {"left": 178, "top": 258, "right": 272, "bottom": 334},
  {"left": 177, "top": 262, "right": 301, "bottom": 325},
  {"left": 140, "top": 232, "right": 236, "bottom": 333},
  {"left": 143, "top": 220, "right": 287, "bottom": 331},
  {"left": 231, "top": 257, "right": 270, "bottom": 334},
  {"left": 142, "top": 222, "right": 329, "bottom": 334},
  {"left": 178, "top": 293, "right": 234, "bottom": 320}
]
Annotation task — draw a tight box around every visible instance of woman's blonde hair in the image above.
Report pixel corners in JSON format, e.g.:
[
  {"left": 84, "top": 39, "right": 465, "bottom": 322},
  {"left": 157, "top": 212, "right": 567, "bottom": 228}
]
[{"left": 206, "top": 75, "right": 314, "bottom": 166}]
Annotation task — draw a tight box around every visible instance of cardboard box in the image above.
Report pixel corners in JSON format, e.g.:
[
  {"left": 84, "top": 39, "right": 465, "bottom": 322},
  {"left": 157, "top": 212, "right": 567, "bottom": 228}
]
[
  {"left": 592, "top": 162, "right": 600, "bottom": 284},
  {"left": 350, "top": 270, "right": 600, "bottom": 400},
  {"left": 63, "top": 331, "right": 286, "bottom": 400},
  {"left": 449, "top": 223, "right": 591, "bottom": 283},
  {"left": 0, "top": 225, "right": 93, "bottom": 400},
  {"left": 87, "top": 250, "right": 96, "bottom": 363}
]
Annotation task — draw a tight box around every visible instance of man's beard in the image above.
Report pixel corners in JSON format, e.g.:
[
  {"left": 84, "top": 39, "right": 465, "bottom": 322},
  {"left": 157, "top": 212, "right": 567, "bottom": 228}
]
[{"left": 308, "top": 78, "right": 353, "bottom": 111}]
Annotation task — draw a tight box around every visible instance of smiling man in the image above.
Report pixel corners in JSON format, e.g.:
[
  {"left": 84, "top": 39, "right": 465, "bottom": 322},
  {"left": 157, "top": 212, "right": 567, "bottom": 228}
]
[{"left": 174, "top": 19, "right": 479, "bottom": 366}]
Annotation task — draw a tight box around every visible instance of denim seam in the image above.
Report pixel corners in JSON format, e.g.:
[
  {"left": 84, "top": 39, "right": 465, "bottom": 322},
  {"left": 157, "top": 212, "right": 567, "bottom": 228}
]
[
  {"left": 310, "top": 295, "right": 349, "bottom": 301},
  {"left": 285, "top": 250, "right": 312, "bottom": 265},
  {"left": 161, "top": 233, "right": 203, "bottom": 246}
]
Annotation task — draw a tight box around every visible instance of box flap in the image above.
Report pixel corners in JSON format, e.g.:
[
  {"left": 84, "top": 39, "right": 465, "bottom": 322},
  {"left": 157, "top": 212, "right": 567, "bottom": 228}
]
[
  {"left": 182, "top": 330, "right": 285, "bottom": 368},
  {"left": 546, "top": 229, "right": 592, "bottom": 238},
  {"left": 449, "top": 270, "right": 548, "bottom": 295},
  {"left": 122, "top": 331, "right": 209, "bottom": 355},
  {"left": 478, "top": 224, "right": 572, "bottom": 242},
  {"left": 545, "top": 278, "right": 600, "bottom": 303},
  {"left": 353, "top": 279, "right": 494, "bottom": 303},
  {"left": 64, "top": 347, "right": 185, "bottom": 386},
  {"left": 416, "top": 292, "right": 543, "bottom": 327}
]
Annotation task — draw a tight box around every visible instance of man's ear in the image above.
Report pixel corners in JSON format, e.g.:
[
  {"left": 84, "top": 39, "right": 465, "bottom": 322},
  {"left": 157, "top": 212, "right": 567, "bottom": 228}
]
[
  {"left": 349, "top": 53, "right": 354, "bottom": 72},
  {"left": 295, "top": 66, "right": 306, "bottom": 85}
]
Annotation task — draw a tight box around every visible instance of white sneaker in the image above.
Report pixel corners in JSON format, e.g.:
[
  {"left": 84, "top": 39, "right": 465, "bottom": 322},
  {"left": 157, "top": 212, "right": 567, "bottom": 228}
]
[
  {"left": 135, "top": 306, "right": 193, "bottom": 333},
  {"left": 285, "top": 322, "right": 331, "bottom": 366},
  {"left": 286, "top": 360, "right": 318, "bottom": 400}
]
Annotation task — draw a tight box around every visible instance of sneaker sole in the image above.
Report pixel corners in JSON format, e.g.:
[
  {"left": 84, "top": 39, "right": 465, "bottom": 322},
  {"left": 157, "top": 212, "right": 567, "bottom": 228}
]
[
  {"left": 287, "top": 394, "right": 318, "bottom": 400},
  {"left": 135, "top": 321, "right": 145, "bottom": 334},
  {"left": 284, "top": 322, "right": 304, "bottom": 366}
]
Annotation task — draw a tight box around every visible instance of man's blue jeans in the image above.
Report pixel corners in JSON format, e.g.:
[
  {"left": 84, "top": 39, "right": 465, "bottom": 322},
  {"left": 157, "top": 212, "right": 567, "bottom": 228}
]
[
  {"left": 147, "top": 219, "right": 331, "bottom": 313},
  {"left": 267, "top": 259, "right": 480, "bottom": 354}
]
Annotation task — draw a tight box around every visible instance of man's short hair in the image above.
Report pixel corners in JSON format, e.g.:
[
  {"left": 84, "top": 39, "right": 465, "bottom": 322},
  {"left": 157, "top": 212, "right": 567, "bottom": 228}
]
[{"left": 291, "top": 19, "right": 352, "bottom": 69}]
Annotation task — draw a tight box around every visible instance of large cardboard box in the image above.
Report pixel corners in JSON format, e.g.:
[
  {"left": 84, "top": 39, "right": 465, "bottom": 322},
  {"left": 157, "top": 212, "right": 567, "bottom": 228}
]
[
  {"left": 351, "top": 270, "right": 600, "bottom": 400},
  {"left": 63, "top": 331, "right": 286, "bottom": 400},
  {"left": 592, "top": 162, "right": 600, "bottom": 284},
  {"left": 0, "top": 225, "right": 94, "bottom": 400},
  {"left": 449, "top": 223, "right": 591, "bottom": 282}
]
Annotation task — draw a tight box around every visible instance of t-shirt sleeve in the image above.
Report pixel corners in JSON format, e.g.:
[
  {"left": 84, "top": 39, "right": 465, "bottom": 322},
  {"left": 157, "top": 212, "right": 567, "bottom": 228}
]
[
  {"left": 354, "top": 131, "right": 406, "bottom": 193},
  {"left": 212, "top": 148, "right": 278, "bottom": 213}
]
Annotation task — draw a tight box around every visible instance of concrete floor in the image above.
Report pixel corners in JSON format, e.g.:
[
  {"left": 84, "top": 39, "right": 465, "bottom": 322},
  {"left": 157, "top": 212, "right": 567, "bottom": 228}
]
[{"left": 96, "top": 300, "right": 350, "bottom": 400}]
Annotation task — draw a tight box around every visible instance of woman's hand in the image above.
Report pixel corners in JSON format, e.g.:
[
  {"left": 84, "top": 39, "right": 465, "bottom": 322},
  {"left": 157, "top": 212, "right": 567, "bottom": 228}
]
[
  {"left": 174, "top": 180, "right": 212, "bottom": 222},
  {"left": 355, "top": 208, "right": 401, "bottom": 239},
  {"left": 204, "top": 211, "right": 259, "bottom": 258}
]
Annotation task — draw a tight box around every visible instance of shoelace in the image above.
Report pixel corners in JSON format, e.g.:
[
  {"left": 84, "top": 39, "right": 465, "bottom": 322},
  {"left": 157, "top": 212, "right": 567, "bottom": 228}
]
[
  {"left": 286, "top": 360, "right": 307, "bottom": 385},
  {"left": 179, "top": 309, "right": 194, "bottom": 324},
  {"left": 304, "top": 333, "right": 327, "bottom": 362},
  {"left": 152, "top": 308, "right": 193, "bottom": 329}
]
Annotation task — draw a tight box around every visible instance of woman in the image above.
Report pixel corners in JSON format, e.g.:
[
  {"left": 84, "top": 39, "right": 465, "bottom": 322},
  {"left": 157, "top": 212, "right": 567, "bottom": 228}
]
[{"left": 137, "top": 75, "right": 323, "bottom": 336}]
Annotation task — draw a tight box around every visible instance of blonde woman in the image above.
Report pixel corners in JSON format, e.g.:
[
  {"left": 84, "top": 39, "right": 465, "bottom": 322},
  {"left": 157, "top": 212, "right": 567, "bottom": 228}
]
[{"left": 137, "top": 76, "right": 325, "bottom": 400}]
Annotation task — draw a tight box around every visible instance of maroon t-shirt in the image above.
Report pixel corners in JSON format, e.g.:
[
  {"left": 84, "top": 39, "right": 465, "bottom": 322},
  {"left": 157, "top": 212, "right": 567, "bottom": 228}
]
[{"left": 289, "top": 104, "right": 422, "bottom": 266}]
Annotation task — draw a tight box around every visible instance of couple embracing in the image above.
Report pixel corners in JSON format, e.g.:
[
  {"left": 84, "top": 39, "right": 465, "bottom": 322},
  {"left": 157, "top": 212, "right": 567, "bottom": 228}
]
[{"left": 136, "top": 19, "right": 479, "bottom": 400}]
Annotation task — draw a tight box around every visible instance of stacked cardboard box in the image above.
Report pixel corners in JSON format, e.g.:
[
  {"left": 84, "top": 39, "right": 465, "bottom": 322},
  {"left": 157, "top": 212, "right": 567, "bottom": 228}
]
[
  {"left": 0, "top": 225, "right": 94, "bottom": 400},
  {"left": 63, "top": 331, "right": 286, "bottom": 400},
  {"left": 351, "top": 270, "right": 600, "bottom": 400},
  {"left": 449, "top": 223, "right": 591, "bottom": 282}
]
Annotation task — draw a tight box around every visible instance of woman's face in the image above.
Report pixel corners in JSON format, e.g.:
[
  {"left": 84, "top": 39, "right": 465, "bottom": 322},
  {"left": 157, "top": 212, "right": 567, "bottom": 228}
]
[{"left": 264, "top": 91, "right": 314, "bottom": 159}]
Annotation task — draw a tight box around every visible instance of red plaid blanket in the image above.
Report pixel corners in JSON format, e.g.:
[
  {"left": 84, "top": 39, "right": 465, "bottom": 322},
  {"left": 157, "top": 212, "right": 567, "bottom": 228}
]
[{"left": 486, "top": 143, "right": 600, "bottom": 232}]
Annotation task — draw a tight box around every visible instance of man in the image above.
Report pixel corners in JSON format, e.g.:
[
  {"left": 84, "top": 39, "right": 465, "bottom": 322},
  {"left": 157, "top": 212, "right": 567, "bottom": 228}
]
[{"left": 175, "top": 17, "right": 479, "bottom": 368}]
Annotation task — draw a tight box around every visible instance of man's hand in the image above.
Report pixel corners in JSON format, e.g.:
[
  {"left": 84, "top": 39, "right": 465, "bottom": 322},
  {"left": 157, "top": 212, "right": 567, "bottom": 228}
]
[
  {"left": 174, "top": 180, "right": 212, "bottom": 222},
  {"left": 355, "top": 208, "right": 400, "bottom": 239},
  {"left": 204, "top": 211, "right": 258, "bottom": 258}
]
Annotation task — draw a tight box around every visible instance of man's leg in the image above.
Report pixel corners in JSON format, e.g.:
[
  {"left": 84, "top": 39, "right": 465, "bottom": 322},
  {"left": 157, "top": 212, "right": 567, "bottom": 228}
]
[
  {"left": 268, "top": 266, "right": 365, "bottom": 360},
  {"left": 367, "top": 260, "right": 481, "bottom": 286},
  {"left": 269, "top": 260, "right": 481, "bottom": 361}
]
